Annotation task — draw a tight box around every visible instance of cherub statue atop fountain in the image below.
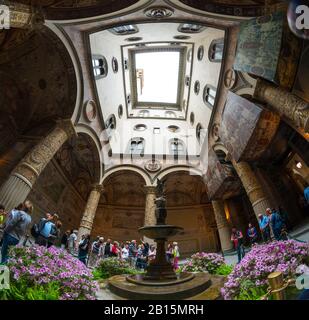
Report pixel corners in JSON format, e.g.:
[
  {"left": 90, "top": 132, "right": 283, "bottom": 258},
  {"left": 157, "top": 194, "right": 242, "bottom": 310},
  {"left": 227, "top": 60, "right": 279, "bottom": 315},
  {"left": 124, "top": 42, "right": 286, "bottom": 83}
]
[{"left": 154, "top": 178, "right": 167, "bottom": 225}]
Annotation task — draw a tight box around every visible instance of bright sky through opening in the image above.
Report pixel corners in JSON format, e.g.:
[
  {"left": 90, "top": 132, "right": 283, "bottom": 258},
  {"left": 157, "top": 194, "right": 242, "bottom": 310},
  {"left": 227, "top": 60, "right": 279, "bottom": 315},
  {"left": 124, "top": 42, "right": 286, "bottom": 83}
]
[{"left": 135, "top": 51, "right": 180, "bottom": 104}]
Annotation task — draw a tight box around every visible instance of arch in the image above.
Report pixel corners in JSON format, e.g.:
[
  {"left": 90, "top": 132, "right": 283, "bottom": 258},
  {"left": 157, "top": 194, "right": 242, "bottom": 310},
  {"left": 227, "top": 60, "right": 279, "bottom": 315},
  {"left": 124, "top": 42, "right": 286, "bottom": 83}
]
[
  {"left": 101, "top": 165, "right": 152, "bottom": 186},
  {"left": 75, "top": 124, "right": 103, "bottom": 183},
  {"left": 154, "top": 165, "right": 202, "bottom": 182},
  {"left": 45, "top": 22, "right": 83, "bottom": 124}
]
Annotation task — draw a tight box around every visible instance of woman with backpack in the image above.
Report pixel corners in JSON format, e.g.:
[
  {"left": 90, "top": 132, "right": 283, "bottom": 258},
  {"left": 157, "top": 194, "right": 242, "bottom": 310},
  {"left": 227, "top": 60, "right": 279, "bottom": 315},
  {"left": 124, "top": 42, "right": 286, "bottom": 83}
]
[
  {"left": 78, "top": 234, "right": 90, "bottom": 265},
  {"left": 34, "top": 212, "right": 57, "bottom": 247},
  {"left": 1, "top": 200, "right": 33, "bottom": 264}
]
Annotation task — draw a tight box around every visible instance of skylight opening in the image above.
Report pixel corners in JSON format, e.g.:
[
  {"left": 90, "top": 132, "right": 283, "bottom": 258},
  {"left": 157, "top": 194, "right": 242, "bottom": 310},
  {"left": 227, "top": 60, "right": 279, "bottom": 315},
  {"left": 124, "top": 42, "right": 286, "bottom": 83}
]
[{"left": 135, "top": 51, "right": 180, "bottom": 104}]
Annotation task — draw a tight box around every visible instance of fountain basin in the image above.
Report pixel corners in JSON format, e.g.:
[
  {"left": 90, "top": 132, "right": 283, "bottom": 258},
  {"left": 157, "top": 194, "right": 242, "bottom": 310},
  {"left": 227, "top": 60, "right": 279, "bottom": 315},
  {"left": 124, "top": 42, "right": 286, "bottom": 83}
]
[{"left": 139, "top": 225, "right": 183, "bottom": 239}]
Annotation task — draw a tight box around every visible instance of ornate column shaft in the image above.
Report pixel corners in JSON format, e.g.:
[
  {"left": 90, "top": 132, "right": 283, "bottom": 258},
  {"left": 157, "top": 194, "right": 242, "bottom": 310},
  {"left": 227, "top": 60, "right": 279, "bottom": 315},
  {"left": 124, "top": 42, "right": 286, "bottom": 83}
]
[
  {"left": 254, "top": 79, "right": 309, "bottom": 133},
  {"left": 232, "top": 160, "right": 273, "bottom": 220},
  {"left": 144, "top": 186, "right": 157, "bottom": 226},
  {"left": 0, "top": 120, "right": 75, "bottom": 211},
  {"left": 78, "top": 184, "right": 103, "bottom": 240},
  {"left": 212, "top": 200, "right": 233, "bottom": 252},
  {"left": 3, "top": 2, "right": 44, "bottom": 29}
]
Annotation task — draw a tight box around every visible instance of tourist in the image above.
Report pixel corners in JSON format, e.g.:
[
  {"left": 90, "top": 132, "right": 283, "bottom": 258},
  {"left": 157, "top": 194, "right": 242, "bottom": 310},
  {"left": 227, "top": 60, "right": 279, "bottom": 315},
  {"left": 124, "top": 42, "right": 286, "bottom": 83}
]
[
  {"left": 258, "top": 213, "right": 271, "bottom": 242},
  {"left": 122, "top": 243, "right": 129, "bottom": 261},
  {"left": 231, "top": 227, "right": 245, "bottom": 264},
  {"left": 111, "top": 241, "right": 121, "bottom": 258},
  {"left": 129, "top": 239, "right": 138, "bottom": 268},
  {"left": 68, "top": 229, "right": 78, "bottom": 255},
  {"left": 141, "top": 239, "right": 150, "bottom": 256},
  {"left": 102, "top": 238, "right": 112, "bottom": 258},
  {"left": 148, "top": 244, "right": 156, "bottom": 262},
  {"left": 88, "top": 237, "right": 104, "bottom": 267},
  {"left": 172, "top": 242, "right": 180, "bottom": 270},
  {"left": 35, "top": 212, "right": 57, "bottom": 247},
  {"left": 277, "top": 205, "right": 290, "bottom": 231},
  {"left": 0, "top": 204, "right": 6, "bottom": 226},
  {"left": 267, "top": 208, "right": 284, "bottom": 241},
  {"left": 166, "top": 243, "right": 173, "bottom": 263},
  {"left": 136, "top": 244, "right": 147, "bottom": 270},
  {"left": 78, "top": 234, "right": 90, "bottom": 265},
  {"left": 0, "top": 204, "right": 6, "bottom": 246},
  {"left": 1, "top": 200, "right": 33, "bottom": 264},
  {"left": 61, "top": 230, "right": 70, "bottom": 250},
  {"left": 47, "top": 220, "right": 62, "bottom": 248},
  {"left": 247, "top": 223, "right": 258, "bottom": 245}
]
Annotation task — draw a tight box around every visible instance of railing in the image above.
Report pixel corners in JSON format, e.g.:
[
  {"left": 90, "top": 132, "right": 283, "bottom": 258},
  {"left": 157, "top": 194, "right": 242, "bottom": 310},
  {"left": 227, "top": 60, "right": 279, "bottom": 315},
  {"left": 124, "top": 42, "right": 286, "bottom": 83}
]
[{"left": 260, "top": 271, "right": 296, "bottom": 300}]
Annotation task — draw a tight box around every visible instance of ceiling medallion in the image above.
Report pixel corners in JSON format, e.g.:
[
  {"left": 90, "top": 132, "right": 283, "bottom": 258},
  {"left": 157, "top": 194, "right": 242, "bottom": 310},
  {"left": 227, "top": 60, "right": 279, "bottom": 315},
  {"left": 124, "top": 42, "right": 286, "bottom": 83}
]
[
  {"left": 144, "top": 6, "right": 174, "bottom": 19},
  {"left": 224, "top": 69, "right": 237, "bottom": 89},
  {"left": 84, "top": 100, "right": 97, "bottom": 122},
  {"left": 144, "top": 159, "right": 161, "bottom": 172}
]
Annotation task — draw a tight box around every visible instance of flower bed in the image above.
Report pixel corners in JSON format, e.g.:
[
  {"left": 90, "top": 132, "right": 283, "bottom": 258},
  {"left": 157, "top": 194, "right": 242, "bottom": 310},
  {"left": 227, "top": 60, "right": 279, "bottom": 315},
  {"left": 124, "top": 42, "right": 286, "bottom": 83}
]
[
  {"left": 221, "top": 240, "right": 309, "bottom": 300},
  {"left": 93, "top": 257, "right": 140, "bottom": 280},
  {"left": 180, "top": 252, "right": 229, "bottom": 274},
  {"left": 0, "top": 245, "right": 99, "bottom": 300}
]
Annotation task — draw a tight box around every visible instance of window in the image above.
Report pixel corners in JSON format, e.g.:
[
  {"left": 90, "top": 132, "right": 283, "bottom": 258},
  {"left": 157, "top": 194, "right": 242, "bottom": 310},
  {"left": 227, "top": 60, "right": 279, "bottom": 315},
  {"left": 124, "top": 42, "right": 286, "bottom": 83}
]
[
  {"left": 178, "top": 23, "right": 205, "bottom": 33},
  {"left": 167, "top": 125, "right": 180, "bottom": 133},
  {"left": 196, "top": 123, "right": 204, "bottom": 142},
  {"left": 138, "top": 110, "right": 150, "bottom": 117},
  {"left": 118, "top": 105, "right": 123, "bottom": 118},
  {"left": 153, "top": 127, "right": 160, "bottom": 134},
  {"left": 105, "top": 114, "right": 116, "bottom": 139},
  {"left": 185, "top": 76, "right": 190, "bottom": 87},
  {"left": 165, "top": 111, "right": 177, "bottom": 118},
  {"left": 169, "top": 138, "right": 186, "bottom": 156},
  {"left": 112, "top": 57, "right": 118, "bottom": 73},
  {"left": 197, "top": 46, "right": 204, "bottom": 61},
  {"left": 134, "top": 50, "right": 181, "bottom": 104},
  {"left": 173, "top": 35, "right": 191, "bottom": 40},
  {"left": 190, "top": 112, "right": 195, "bottom": 125},
  {"left": 129, "top": 137, "right": 145, "bottom": 156},
  {"left": 127, "top": 94, "right": 131, "bottom": 105},
  {"left": 110, "top": 25, "right": 139, "bottom": 35},
  {"left": 134, "top": 124, "right": 147, "bottom": 131},
  {"left": 203, "top": 85, "right": 217, "bottom": 108},
  {"left": 124, "top": 59, "right": 129, "bottom": 70},
  {"left": 194, "top": 80, "right": 200, "bottom": 95},
  {"left": 209, "top": 38, "right": 224, "bottom": 62},
  {"left": 92, "top": 55, "right": 108, "bottom": 79}
]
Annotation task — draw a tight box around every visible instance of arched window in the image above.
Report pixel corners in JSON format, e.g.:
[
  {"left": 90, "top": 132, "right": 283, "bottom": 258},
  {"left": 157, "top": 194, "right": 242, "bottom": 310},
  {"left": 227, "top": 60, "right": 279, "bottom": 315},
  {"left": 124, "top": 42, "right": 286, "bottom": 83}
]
[
  {"left": 138, "top": 110, "right": 150, "bottom": 117},
  {"left": 169, "top": 138, "right": 186, "bottom": 157},
  {"left": 128, "top": 137, "right": 145, "bottom": 156},
  {"left": 165, "top": 111, "right": 177, "bottom": 118},
  {"left": 196, "top": 123, "right": 203, "bottom": 143},
  {"left": 208, "top": 38, "right": 224, "bottom": 62},
  {"left": 203, "top": 85, "right": 217, "bottom": 109},
  {"left": 92, "top": 55, "right": 108, "bottom": 79},
  {"left": 105, "top": 114, "right": 116, "bottom": 138},
  {"left": 110, "top": 25, "right": 139, "bottom": 35}
]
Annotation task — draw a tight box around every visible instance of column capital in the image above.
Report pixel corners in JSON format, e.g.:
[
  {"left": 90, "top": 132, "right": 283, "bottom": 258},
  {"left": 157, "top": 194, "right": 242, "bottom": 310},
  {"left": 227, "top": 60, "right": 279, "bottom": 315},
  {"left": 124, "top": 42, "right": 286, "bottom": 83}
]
[
  {"left": 91, "top": 184, "right": 104, "bottom": 193},
  {"left": 56, "top": 119, "right": 76, "bottom": 138},
  {"left": 144, "top": 185, "right": 157, "bottom": 194}
]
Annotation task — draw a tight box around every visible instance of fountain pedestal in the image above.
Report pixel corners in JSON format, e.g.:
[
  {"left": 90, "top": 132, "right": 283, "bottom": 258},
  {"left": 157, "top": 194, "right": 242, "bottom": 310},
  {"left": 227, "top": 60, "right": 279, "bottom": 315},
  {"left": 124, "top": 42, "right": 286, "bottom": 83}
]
[{"left": 108, "top": 179, "right": 213, "bottom": 299}]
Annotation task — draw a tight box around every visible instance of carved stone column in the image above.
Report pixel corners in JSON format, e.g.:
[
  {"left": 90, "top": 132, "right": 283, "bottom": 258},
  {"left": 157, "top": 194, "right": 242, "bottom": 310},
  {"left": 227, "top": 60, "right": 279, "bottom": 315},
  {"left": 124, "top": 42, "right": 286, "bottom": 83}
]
[
  {"left": 254, "top": 79, "right": 309, "bottom": 133},
  {"left": 77, "top": 184, "right": 103, "bottom": 240},
  {"left": 232, "top": 160, "right": 273, "bottom": 220},
  {"left": 4, "top": 2, "right": 44, "bottom": 29},
  {"left": 0, "top": 120, "right": 75, "bottom": 211},
  {"left": 144, "top": 186, "right": 157, "bottom": 226},
  {"left": 212, "top": 200, "right": 233, "bottom": 252}
]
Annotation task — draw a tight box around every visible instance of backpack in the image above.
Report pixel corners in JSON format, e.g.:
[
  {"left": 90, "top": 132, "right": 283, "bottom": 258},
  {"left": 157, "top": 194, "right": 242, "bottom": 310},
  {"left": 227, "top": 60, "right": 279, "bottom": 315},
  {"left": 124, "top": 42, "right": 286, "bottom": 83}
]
[{"left": 30, "top": 218, "right": 47, "bottom": 238}]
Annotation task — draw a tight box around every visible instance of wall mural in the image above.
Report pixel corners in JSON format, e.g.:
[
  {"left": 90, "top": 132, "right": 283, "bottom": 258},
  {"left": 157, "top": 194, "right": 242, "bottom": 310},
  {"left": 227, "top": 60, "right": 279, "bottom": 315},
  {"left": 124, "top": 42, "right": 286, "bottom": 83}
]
[{"left": 233, "top": 12, "right": 283, "bottom": 83}]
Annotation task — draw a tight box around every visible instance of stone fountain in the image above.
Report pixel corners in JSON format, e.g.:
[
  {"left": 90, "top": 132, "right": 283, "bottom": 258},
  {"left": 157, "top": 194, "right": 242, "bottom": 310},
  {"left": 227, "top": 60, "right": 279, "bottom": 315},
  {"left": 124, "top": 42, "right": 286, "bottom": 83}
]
[{"left": 108, "top": 179, "right": 213, "bottom": 299}]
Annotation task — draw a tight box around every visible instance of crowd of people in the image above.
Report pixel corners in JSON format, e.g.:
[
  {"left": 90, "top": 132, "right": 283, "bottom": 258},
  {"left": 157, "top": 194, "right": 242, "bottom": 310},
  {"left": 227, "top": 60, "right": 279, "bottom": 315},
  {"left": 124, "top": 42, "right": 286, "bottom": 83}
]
[
  {"left": 231, "top": 207, "right": 290, "bottom": 263},
  {"left": 0, "top": 200, "right": 181, "bottom": 271}
]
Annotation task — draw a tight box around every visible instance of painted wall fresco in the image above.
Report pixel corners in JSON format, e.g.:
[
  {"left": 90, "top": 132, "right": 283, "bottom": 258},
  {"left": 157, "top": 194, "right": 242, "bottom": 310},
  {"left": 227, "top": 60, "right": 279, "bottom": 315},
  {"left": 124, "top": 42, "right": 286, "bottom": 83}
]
[
  {"left": 234, "top": 12, "right": 283, "bottom": 83},
  {"left": 204, "top": 148, "right": 240, "bottom": 200},
  {"left": 28, "top": 160, "right": 85, "bottom": 232},
  {"left": 293, "top": 41, "right": 309, "bottom": 103},
  {"left": 219, "top": 92, "right": 261, "bottom": 162}
]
